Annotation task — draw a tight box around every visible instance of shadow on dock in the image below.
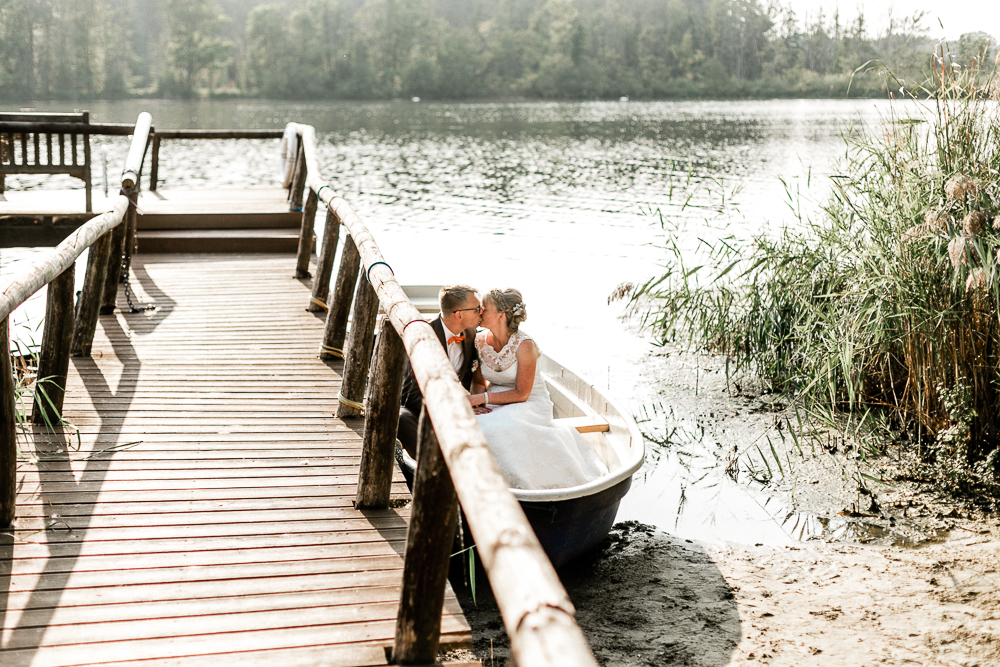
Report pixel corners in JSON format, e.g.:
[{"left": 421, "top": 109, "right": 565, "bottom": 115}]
[{"left": 0, "top": 268, "right": 173, "bottom": 657}]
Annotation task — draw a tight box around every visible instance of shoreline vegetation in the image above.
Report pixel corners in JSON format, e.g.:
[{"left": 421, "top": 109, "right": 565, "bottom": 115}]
[
  {"left": 621, "top": 50, "right": 1000, "bottom": 510},
  {"left": 0, "top": 0, "right": 995, "bottom": 102}
]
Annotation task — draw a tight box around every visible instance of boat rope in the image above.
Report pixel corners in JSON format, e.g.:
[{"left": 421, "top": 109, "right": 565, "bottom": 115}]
[
  {"left": 337, "top": 392, "right": 365, "bottom": 414},
  {"left": 320, "top": 344, "right": 343, "bottom": 358}
]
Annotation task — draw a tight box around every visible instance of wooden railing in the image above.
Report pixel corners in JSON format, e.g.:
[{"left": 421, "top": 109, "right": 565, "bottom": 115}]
[
  {"left": 0, "top": 113, "right": 152, "bottom": 526},
  {"left": 286, "top": 122, "right": 599, "bottom": 666},
  {"left": 147, "top": 128, "right": 285, "bottom": 192}
]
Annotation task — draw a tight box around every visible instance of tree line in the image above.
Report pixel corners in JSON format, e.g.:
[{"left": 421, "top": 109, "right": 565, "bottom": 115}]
[{"left": 0, "top": 0, "right": 995, "bottom": 100}]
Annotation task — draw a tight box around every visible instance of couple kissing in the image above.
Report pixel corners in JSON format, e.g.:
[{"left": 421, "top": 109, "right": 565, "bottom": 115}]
[{"left": 397, "top": 285, "right": 606, "bottom": 491}]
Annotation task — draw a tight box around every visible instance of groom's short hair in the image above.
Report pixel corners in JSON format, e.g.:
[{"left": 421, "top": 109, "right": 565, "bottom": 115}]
[{"left": 439, "top": 284, "right": 478, "bottom": 313}]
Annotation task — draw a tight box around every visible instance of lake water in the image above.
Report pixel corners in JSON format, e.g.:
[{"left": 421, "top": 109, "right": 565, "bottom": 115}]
[{"left": 1, "top": 98, "right": 917, "bottom": 546}]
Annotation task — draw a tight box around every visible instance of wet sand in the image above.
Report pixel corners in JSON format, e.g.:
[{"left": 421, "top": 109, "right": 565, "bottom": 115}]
[{"left": 457, "top": 522, "right": 1000, "bottom": 666}]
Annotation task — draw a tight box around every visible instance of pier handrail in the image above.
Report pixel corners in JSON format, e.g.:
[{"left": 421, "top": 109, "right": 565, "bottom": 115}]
[
  {"left": 146, "top": 128, "right": 285, "bottom": 192},
  {"left": 287, "top": 122, "right": 599, "bottom": 667},
  {"left": 1, "top": 112, "right": 152, "bottom": 526}
]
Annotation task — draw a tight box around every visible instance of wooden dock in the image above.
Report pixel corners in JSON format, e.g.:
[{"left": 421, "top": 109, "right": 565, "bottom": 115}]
[{"left": 3, "top": 253, "right": 471, "bottom": 666}]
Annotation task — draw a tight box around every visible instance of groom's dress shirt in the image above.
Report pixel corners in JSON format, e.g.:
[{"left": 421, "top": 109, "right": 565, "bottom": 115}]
[{"left": 441, "top": 315, "right": 465, "bottom": 375}]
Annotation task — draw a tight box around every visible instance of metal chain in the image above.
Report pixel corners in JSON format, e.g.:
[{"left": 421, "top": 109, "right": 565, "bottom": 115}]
[{"left": 119, "top": 212, "right": 155, "bottom": 313}]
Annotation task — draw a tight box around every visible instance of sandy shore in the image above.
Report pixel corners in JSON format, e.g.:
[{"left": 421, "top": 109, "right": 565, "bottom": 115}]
[{"left": 457, "top": 521, "right": 1000, "bottom": 666}]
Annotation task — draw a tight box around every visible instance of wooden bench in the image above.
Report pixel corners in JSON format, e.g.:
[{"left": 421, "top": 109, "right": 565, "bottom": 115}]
[{"left": 0, "top": 112, "right": 93, "bottom": 212}]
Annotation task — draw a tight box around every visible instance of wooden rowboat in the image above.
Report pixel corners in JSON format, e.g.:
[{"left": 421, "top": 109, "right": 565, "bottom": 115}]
[{"left": 398, "top": 351, "right": 646, "bottom": 568}]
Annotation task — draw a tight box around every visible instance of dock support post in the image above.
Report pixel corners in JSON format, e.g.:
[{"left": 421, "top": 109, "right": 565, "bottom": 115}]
[
  {"left": 295, "top": 188, "right": 317, "bottom": 279},
  {"left": 82, "top": 111, "right": 92, "bottom": 213},
  {"left": 336, "top": 271, "right": 379, "bottom": 419},
  {"left": 101, "top": 192, "right": 132, "bottom": 314},
  {"left": 308, "top": 208, "right": 340, "bottom": 312},
  {"left": 32, "top": 265, "right": 75, "bottom": 423},
  {"left": 392, "top": 406, "right": 460, "bottom": 665},
  {"left": 356, "top": 319, "right": 405, "bottom": 508},
  {"left": 1, "top": 318, "right": 16, "bottom": 528},
  {"left": 71, "top": 228, "right": 113, "bottom": 357},
  {"left": 289, "top": 142, "right": 307, "bottom": 210},
  {"left": 149, "top": 135, "right": 160, "bottom": 191},
  {"left": 123, "top": 192, "right": 137, "bottom": 279},
  {"left": 320, "top": 235, "right": 360, "bottom": 360}
]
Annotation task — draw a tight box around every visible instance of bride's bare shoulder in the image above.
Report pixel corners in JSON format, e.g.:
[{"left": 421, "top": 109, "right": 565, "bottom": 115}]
[{"left": 516, "top": 335, "right": 540, "bottom": 359}]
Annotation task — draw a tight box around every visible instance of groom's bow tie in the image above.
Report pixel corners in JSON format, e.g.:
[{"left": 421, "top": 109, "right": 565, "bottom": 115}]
[{"left": 447, "top": 334, "right": 465, "bottom": 345}]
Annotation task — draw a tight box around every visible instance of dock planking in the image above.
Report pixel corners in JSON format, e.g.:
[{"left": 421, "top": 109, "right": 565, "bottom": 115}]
[{"left": 3, "top": 253, "right": 472, "bottom": 666}]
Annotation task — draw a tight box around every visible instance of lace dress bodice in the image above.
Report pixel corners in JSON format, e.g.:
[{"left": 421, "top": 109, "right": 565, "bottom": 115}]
[{"left": 475, "top": 330, "right": 546, "bottom": 396}]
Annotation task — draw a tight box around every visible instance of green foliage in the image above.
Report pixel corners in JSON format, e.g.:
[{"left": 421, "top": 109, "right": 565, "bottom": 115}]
[
  {"left": 0, "top": 0, "right": 991, "bottom": 100},
  {"left": 629, "top": 47, "right": 1000, "bottom": 495},
  {"left": 164, "top": 0, "right": 231, "bottom": 97}
]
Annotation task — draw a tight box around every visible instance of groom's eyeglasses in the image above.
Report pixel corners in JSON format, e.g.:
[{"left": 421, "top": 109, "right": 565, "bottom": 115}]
[{"left": 453, "top": 306, "right": 483, "bottom": 314}]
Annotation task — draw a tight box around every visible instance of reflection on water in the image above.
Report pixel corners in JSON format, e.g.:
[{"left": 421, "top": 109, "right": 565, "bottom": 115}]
[
  {"left": 622, "top": 401, "right": 951, "bottom": 548},
  {"left": 2, "top": 98, "right": 927, "bottom": 545}
]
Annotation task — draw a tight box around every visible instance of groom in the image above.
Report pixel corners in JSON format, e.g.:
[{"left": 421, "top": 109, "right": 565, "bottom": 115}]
[{"left": 397, "top": 284, "right": 485, "bottom": 457}]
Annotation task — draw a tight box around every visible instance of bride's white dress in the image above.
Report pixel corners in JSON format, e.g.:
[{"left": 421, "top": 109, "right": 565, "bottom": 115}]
[{"left": 476, "top": 330, "right": 608, "bottom": 490}]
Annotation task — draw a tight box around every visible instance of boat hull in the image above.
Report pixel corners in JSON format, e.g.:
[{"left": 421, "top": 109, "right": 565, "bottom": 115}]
[
  {"left": 395, "top": 446, "right": 631, "bottom": 568},
  {"left": 519, "top": 476, "right": 632, "bottom": 568}
]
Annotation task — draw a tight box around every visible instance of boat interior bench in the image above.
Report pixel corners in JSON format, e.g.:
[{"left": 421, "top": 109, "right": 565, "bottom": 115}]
[
  {"left": 0, "top": 112, "right": 93, "bottom": 211},
  {"left": 554, "top": 415, "right": 610, "bottom": 433}
]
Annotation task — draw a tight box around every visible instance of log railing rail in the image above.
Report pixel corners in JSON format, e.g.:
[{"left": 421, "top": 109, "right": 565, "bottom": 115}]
[
  {"left": 0, "top": 112, "right": 152, "bottom": 528},
  {"left": 0, "top": 113, "right": 140, "bottom": 213},
  {"left": 287, "top": 122, "right": 599, "bottom": 667},
  {"left": 147, "top": 128, "right": 285, "bottom": 193}
]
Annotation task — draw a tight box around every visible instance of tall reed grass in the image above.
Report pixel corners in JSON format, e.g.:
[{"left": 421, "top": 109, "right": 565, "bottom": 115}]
[{"left": 627, "top": 49, "right": 1000, "bottom": 496}]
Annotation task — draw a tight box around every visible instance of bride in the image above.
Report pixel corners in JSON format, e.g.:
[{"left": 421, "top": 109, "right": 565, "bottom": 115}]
[{"left": 467, "top": 288, "right": 607, "bottom": 490}]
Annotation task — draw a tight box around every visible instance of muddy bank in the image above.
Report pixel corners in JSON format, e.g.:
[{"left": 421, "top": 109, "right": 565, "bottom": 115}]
[{"left": 456, "top": 522, "right": 1000, "bottom": 666}]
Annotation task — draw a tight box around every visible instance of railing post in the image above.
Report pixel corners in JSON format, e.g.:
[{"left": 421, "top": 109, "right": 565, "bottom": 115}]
[
  {"left": 32, "top": 265, "right": 75, "bottom": 423},
  {"left": 289, "top": 142, "right": 307, "bottom": 211},
  {"left": 295, "top": 187, "right": 317, "bottom": 279},
  {"left": 320, "top": 234, "right": 361, "bottom": 360},
  {"left": 101, "top": 193, "right": 131, "bottom": 314},
  {"left": 336, "top": 270, "right": 379, "bottom": 419},
  {"left": 123, "top": 190, "right": 138, "bottom": 279},
  {"left": 82, "top": 111, "right": 92, "bottom": 213},
  {"left": 356, "top": 319, "right": 406, "bottom": 508},
  {"left": 1, "top": 318, "right": 17, "bottom": 528},
  {"left": 309, "top": 208, "right": 341, "bottom": 312},
  {"left": 71, "top": 228, "right": 113, "bottom": 357},
  {"left": 149, "top": 135, "right": 160, "bottom": 191},
  {"left": 391, "top": 406, "right": 460, "bottom": 665}
]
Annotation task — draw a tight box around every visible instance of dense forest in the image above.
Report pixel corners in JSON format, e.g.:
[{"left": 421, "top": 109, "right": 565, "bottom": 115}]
[{"left": 0, "top": 0, "right": 995, "bottom": 100}]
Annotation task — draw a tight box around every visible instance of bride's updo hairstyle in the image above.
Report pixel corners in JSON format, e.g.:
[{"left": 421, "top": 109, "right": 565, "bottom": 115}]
[{"left": 486, "top": 288, "right": 527, "bottom": 333}]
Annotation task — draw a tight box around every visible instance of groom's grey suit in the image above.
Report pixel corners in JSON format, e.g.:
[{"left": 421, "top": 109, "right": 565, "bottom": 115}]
[{"left": 397, "top": 317, "right": 479, "bottom": 456}]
